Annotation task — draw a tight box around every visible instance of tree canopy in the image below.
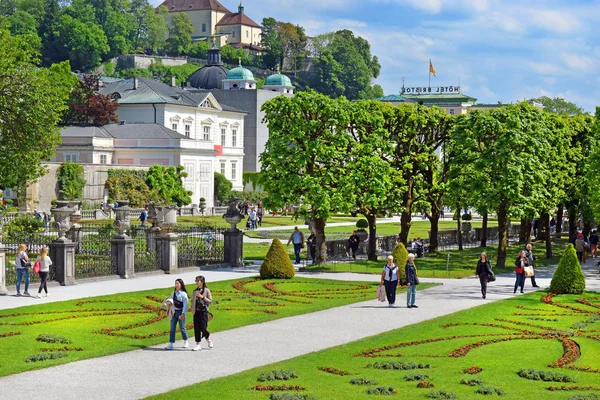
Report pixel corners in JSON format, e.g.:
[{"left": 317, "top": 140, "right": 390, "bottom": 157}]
[{"left": 530, "top": 96, "right": 585, "bottom": 116}]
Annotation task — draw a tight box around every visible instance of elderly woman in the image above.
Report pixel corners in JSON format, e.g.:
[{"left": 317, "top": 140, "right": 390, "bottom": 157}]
[
  {"left": 405, "top": 253, "right": 419, "bottom": 308},
  {"left": 380, "top": 255, "right": 400, "bottom": 307}
]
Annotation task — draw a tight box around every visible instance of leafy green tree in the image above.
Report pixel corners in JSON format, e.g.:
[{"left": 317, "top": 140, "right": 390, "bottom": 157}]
[
  {"left": 220, "top": 44, "right": 252, "bottom": 65},
  {"left": 310, "top": 50, "right": 344, "bottom": 98},
  {"left": 530, "top": 96, "right": 585, "bottom": 116},
  {"left": 214, "top": 172, "right": 232, "bottom": 203},
  {"left": 145, "top": 5, "right": 168, "bottom": 54},
  {"left": 146, "top": 165, "right": 192, "bottom": 206},
  {"left": 166, "top": 12, "right": 192, "bottom": 56},
  {"left": 105, "top": 169, "right": 152, "bottom": 207},
  {"left": 260, "top": 90, "right": 354, "bottom": 263},
  {"left": 188, "top": 40, "right": 209, "bottom": 58},
  {"left": 260, "top": 17, "right": 281, "bottom": 69},
  {"left": 586, "top": 108, "right": 600, "bottom": 225},
  {"left": 449, "top": 103, "right": 552, "bottom": 267},
  {"left": 53, "top": 14, "right": 109, "bottom": 70},
  {"left": 58, "top": 162, "right": 86, "bottom": 200},
  {"left": 6, "top": 10, "right": 38, "bottom": 36},
  {"left": 0, "top": 30, "right": 74, "bottom": 190},
  {"left": 0, "top": 0, "right": 17, "bottom": 16}
]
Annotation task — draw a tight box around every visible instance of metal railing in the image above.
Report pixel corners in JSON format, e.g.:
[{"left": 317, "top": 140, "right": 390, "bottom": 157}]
[
  {"left": 175, "top": 226, "right": 225, "bottom": 267},
  {"left": 131, "top": 225, "right": 160, "bottom": 273},
  {"left": 76, "top": 223, "right": 116, "bottom": 279}
]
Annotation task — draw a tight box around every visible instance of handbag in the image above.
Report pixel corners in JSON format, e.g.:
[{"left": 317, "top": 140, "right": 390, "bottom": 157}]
[
  {"left": 487, "top": 273, "right": 496, "bottom": 282},
  {"left": 376, "top": 285, "right": 386, "bottom": 302},
  {"left": 524, "top": 266, "right": 534, "bottom": 277},
  {"left": 33, "top": 261, "right": 41, "bottom": 274},
  {"left": 515, "top": 267, "right": 523, "bottom": 274},
  {"left": 415, "top": 276, "right": 420, "bottom": 285},
  {"left": 207, "top": 312, "right": 214, "bottom": 321}
]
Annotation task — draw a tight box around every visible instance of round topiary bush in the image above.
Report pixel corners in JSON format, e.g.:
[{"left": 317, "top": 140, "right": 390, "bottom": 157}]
[
  {"left": 391, "top": 242, "right": 409, "bottom": 284},
  {"left": 356, "top": 219, "right": 369, "bottom": 229},
  {"left": 260, "top": 238, "right": 295, "bottom": 279},
  {"left": 550, "top": 243, "right": 586, "bottom": 294}
]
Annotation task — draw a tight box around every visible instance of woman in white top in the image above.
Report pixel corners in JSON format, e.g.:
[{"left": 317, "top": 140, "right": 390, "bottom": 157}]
[
  {"left": 36, "top": 247, "right": 53, "bottom": 298},
  {"left": 380, "top": 255, "right": 400, "bottom": 307}
]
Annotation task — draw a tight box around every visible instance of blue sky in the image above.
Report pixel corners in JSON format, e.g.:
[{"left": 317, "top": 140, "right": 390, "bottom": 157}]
[{"left": 152, "top": 0, "right": 600, "bottom": 111}]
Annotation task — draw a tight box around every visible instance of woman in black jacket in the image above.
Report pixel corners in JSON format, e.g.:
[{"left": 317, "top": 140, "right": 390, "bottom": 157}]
[
  {"left": 475, "top": 252, "right": 492, "bottom": 299},
  {"left": 405, "top": 253, "right": 419, "bottom": 308},
  {"left": 514, "top": 250, "right": 528, "bottom": 294}
]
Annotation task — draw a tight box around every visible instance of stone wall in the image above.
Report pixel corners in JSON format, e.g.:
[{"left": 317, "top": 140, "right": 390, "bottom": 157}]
[{"left": 117, "top": 55, "right": 189, "bottom": 70}]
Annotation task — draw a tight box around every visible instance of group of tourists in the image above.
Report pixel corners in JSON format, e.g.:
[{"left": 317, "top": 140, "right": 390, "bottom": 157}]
[
  {"left": 574, "top": 230, "right": 598, "bottom": 263},
  {"left": 245, "top": 202, "right": 264, "bottom": 230},
  {"left": 14, "top": 244, "right": 53, "bottom": 298},
  {"left": 378, "top": 253, "right": 419, "bottom": 308}
]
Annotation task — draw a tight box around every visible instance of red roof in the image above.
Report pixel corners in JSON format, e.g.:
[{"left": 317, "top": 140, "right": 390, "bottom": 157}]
[
  {"left": 158, "top": 0, "right": 230, "bottom": 13},
  {"left": 229, "top": 42, "right": 264, "bottom": 51},
  {"left": 216, "top": 12, "right": 261, "bottom": 28}
]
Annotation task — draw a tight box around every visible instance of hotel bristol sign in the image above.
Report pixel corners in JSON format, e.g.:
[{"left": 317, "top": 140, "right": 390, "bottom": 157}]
[{"left": 401, "top": 86, "right": 461, "bottom": 95}]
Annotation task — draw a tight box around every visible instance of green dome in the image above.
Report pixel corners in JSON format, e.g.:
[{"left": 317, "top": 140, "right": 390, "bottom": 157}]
[
  {"left": 265, "top": 72, "right": 292, "bottom": 87},
  {"left": 225, "top": 63, "right": 254, "bottom": 81}
]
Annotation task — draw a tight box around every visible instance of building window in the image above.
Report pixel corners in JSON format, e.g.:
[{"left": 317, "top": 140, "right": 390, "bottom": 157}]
[
  {"left": 246, "top": 30, "right": 249, "bottom": 38},
  {"left": 221, "top": 128, "right": 226, "bottom": 145},
  {"left": 232, "top": 129, "right": 237, "bottom": 147},
  {"left": 202, "top": 23, "right": 206, "bottom": 32},
  {"left": 231, "top": 162, "right": 237, "bottom": 180},
  {"left": 232, "top": 31, "right": 235, "bottom": 38},
  {"left": 185, "top": 124, "right": 191, "bottom": 137},
  {"left": 64, "top": 153, "right": 78, "bottom": 162},
  {"left": 449, "top": 109, "right": 455, "bottom": 115},
  {"left": 203, "top": 125, "right": 210, "bottom": 140},
  {"left": 220, "top": 162, "right": 226, "bottom": 175},
  {"left": 172, "top": 123, "right": 178, "bottom": 131},
  {"left": 100, "top": 154, "right": 107, "bottom": 164}
]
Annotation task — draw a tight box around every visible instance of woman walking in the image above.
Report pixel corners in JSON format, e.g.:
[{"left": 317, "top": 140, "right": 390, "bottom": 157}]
[
  {"left": 165, "top": 278, "right": 189, "bottom": 350},
  {"left": 475, "top": 252, "right": 492, "bottom": 299},
  {"left": 380, "top": 255, "right": 400, "bottom": 307},
  {"left": 35, "top": 247, "right": 53, "bottom": 298},
  {"left": 191, "top": 276, "right": 213, "bottom": 351},
  {"left": 15, "top": 244, "right": 30, "bottom": 296},
  {"left": 405, "top": 253, "right": 419, "bottom": 308},
  {"left": 514, "top": 250, "right": 528, "bottom": 294}
]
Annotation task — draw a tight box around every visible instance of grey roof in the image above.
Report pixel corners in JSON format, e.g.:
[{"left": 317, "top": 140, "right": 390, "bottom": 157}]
[
  {"left": 187, "top": 65, "right": 229, "bottom": 90},
  {"left": 61, "top": 123, "right": 189, "bottom": 140}
]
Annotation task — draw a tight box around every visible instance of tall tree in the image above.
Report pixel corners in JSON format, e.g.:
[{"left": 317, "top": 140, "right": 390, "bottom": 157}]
[
  {"left": 530, "top": 96, "right": 585, "bottom": 116},
  {"left": 166, "top": 12, "right": 192, "bottom": 56},
  {"left": 62, "top": 75, "right": 119, "bottom": 126},
  {"left": 0, "top": 29, "right": 75, "bottom": 190},
  {"left": 260, "top": 17, "right": 281, "bottom": 69},
  {"left": 53, "top": 14, "right": 109, "bottom": 70},
  {"left": 260, "top": 91, "right": 354, "bottom": 264}
]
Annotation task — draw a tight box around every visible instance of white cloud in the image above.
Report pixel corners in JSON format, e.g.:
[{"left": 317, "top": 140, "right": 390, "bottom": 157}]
[
  {"left": 531, "top": 10, "right": 580, "bottom": 34},
  {"left": 560, "top": 53, "right": 594, "bottom": 70},
  {"left": 529, "top": 62, "right": 564, "bottom": 76}
]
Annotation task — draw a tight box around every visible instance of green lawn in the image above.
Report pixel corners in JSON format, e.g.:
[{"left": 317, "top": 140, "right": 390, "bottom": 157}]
[
  {"left": 0, "top": 277, "right": 436, "bottom": 377},
  {"left": 147, "top": 290, "right": 600, "bottom": 400}
]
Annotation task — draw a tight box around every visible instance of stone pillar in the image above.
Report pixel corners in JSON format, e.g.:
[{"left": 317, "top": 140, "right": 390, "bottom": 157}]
[
  {"left": 111, "top": 237, "right": 135, "bottom": 279},
  {"left": 51, "top": 239, "right": 76, "bottom": 286},
  {"left": 224, "top": 229, "right": 243, "bottom": 267},
  {"left": 191, "top": 204, "right": 200, "bottom": 216},
  {"left": 158, "top": 233, "right": 178, "bottom": 273},
  {"left": 0, "top": 244, "right": 7, "bottom": 295}
]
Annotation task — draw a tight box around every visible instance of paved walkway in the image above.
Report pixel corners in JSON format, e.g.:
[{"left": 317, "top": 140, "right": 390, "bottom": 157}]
[{"left": 1, "top": 263, "right": 599, "bottom": 399}]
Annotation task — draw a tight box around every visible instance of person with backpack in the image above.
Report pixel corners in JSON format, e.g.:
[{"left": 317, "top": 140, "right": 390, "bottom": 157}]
[
  {"left": 165, "top": 278, "right": 189, "bottom": 350},
  {"left": 380, "top": 255, "right": 400, "bottom": 307},
  {"left": 191, "top": 276, "right": 213, "bottom": 351}
]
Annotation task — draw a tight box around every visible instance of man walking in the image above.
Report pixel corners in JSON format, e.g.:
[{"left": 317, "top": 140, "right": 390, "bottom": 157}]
[
  {"left": 139, "top": 208, "right": 147, "bottom": 228},
  {"left": 348, "top": 231, "right": 360, "bottom": 260},
  {"left": 525, "top": 243, "right": 539, "bottom": 287},
  {"left": 249, "top": 208, "right": 257, "bottom": 229},
  {"left": 287, "top": 226, "right": 305, "bottom": 264}
]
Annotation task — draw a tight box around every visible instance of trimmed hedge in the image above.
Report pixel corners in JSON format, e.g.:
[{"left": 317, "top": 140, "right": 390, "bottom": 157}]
[
  {"left": 260, "top": 238, "right": 295, "bottom": 279},
  {"left": 550, "top": 243, "right": 585, "bottom": 294},
  {"left": 392, "top": 242, "right": 409, "bottom": 284}
]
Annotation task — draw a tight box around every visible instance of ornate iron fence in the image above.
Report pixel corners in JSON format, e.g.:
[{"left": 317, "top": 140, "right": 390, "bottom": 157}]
[
  {"left": 175, "top": 226, "right": 225, "bottom": 267},
  {"left": 75, "top": 223, "right": 116, "bottom": 279},
  {"left": 131, "top": 225, "right": 160, "bottom": 272}
]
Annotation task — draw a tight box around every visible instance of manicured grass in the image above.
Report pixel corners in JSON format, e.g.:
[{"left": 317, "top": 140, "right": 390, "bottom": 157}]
[
  {"left": 0, "top": 277, "right": 436, "bottom": 377},
  {"left": 147, "top": 291, "right": 600, "bottom": 400}
]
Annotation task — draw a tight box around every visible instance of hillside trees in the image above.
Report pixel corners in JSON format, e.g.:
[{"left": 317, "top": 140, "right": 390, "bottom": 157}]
[
  {"left": 0, "top": 30, "right": 75, "bottom": 190},
  {"left": 166, "top": 12, "right": 193, "bottom": 56},
  {"left": 62, "top": 75, "right": 119, "bottom": 126},
  {"left": 260, "top": 17, "right": 307, "bottom": 72}
]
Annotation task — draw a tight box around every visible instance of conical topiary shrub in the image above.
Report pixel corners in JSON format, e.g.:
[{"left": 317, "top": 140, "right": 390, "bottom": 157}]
[
  {"left": 391, "top": 242, "right": 409, "bottom": 284},
  {"left": 260, "top": 238, "right": 295, "bottom": 279},
  {"left": 550, "top": 243, "right": 586, "bottom": 294}
]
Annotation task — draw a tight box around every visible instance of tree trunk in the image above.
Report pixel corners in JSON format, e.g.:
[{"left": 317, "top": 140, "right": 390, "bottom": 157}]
[
  {"left": 556, "top": 204, "right": 563, "bottom": 234},
  {"left": 314, "top": 216, "right": 327, "bottom": 264},
  {"left": 519, "top": 218, "right": 532, "bottom": 244},
  {"left": 480, "top": 212, "right": 488, "bottom": 247},
  {"left": 427, "top": 213, "right": 440, "bottom": 252},
  {"left": 540, "top": 212, "right": 552, "bottom": 259},
  {"left": 399, "top": 209, "right": 412, "bottom": 245},
  {"left": 583, "top": 221, "right": 592, "bottom": 237},
  {"left": 496, "top": 202, "right": 509, "bottom": 268},
  {"left": 456, "top": 207, "right": 463, "bottom": 251},
  {"left": 568, "top": 204, "right": 577, "bottom": 244},
  {"left": 366, "top": 212, "right": 378, "bottom": 261}
]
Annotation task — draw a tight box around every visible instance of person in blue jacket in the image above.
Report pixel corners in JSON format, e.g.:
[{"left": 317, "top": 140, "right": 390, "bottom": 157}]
[{"left": 165, "top": 278, "right": 189, "bottom": 350}]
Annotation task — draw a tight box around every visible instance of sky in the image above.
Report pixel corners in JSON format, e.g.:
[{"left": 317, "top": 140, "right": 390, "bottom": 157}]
[{"left": 151, "top": 0, "right": 600, "bottom": 111}]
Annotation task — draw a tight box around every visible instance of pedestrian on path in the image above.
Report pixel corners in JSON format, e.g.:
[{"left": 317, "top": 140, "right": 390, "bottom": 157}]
[
  {"left": 287, "top": 226, "right": 305, "bottom": 264},
  {"left": 475, "top": 252, "right": 492, "bottom": 299},
  {"left": 514, "top": 250, "right": 528, "bottom": 294},
  {"left": 575, "top": 233, "right": 586, "bottom": 263},
  {"left": 191, "top": 276, "right": 213, "bottom": 351},
  {"left": 380, "top": 255, "right": 400, "bottom": 307},
  {"left": 590, "top": 230, "right": 598, "bottom": 259},
  {"left": 306, "top": 231, "right": 316, "bottom": 264},
  {"left": 15, "top": 244, "right": 30, "bottom": 297},
  {"left": 405, "top": 253, "right": 419, "bottom": 308},
  {"left": 348, "top": 231, "right": 360, "bottom": 261},
  {"left": 165, "top": 279, "right": 189, "bottom": 350},
  {"left": 524, "top": 243, "right": 539, "bottom": 287},
  {"left": 249, "top": 208, "right": 257, "bottom": 229},
  {"left": 35, "top": 247, "right": 52, "bottom": 298}
]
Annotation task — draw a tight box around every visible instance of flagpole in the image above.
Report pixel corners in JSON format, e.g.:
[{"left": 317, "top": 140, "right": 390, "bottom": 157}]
[{"left": 428, "top": 59, "right": 431, "bottom": 88}]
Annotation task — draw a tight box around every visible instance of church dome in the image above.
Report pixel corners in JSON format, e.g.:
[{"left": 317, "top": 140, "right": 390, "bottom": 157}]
[
  {"left": 265, "top": 72, "right": 292, "bottom": 87},
  {"left": 225, "top": 63, "right": 254, "bottom": 81},
  {"left": 187, "top": 65, "right": 229, "bottom": 90}
]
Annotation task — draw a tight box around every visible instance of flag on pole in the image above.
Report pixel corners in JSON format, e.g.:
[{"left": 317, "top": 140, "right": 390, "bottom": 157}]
[{"left": 429, "top": 60, "right": 436, "bottom": 77}]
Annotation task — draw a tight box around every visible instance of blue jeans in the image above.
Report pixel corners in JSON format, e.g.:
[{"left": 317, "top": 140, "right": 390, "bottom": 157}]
[
  {"left": 169, "top": 309, "right": 188, "bottom": 343},
  {"left": 293, "top": 243, "right": 302, "bottom": 263},
  {"left": 514, "top": 273, "right": 525, "bottom": 293},
  {"left": 16, "top": 268, "right": 29, "bottom": 294},
  {"left": 407, "top": 284, "right": 417, "bottom": 306}
]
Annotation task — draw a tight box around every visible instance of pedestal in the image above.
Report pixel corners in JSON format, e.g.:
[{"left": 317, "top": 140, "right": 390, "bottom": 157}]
[
  {"left": 146, "top": 227, "right": 160, "bottom": 252},
  {"left": 157, "top": 233, "right": 178, "bottom": 274},
  {"left": 111, "top": 236, "right": 135, "bottom": 279},
  {"left": 67, "top": 225, "right": 83, "bottom": 253},
  {"left": 224, "top": 229, "right": 243, "bottom": 267},
  {"left": 51, "top": 238, "right": 76, "bottom": 286},
  {"left": 0, "top": 245, "right": 7, "bottom": 295}
]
